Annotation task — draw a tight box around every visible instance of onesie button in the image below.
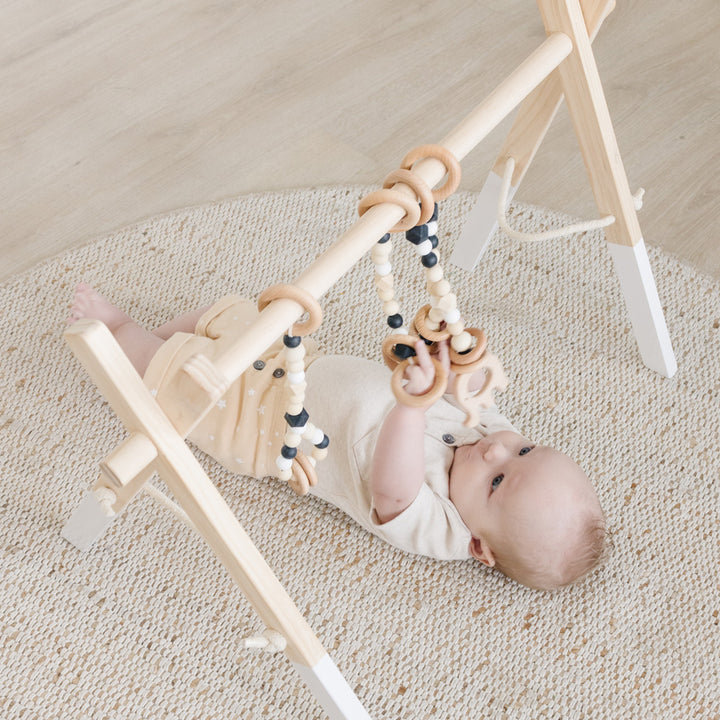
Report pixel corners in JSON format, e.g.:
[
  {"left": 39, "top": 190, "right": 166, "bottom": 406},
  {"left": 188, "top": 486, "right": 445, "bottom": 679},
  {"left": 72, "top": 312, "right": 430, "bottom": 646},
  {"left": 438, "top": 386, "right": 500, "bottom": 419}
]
[
  {"left": 442, "top": 433, "right": 455, "bottom": 445},
  {"left": 253, "top": 360, "right": 265, "bottom": 370},
  {"left": 272, "top": 368, "right": 285, "bottom": 378}
]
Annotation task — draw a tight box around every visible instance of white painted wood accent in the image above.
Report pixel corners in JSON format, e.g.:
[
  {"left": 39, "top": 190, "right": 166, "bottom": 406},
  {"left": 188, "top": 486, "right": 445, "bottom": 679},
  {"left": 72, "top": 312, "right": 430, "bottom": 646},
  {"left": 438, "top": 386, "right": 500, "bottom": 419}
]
[
  {"left": 293, "top": 654, "right": 372, "bottom": 720},
  {"left": 450, "top": 170, "right": 516, "bottom": 270},
  {"left": 60, "top": 492, "right": 116, "bottom": 551},
  {"left": 607, "top": 240, "right": 677, "bottom": 377}
]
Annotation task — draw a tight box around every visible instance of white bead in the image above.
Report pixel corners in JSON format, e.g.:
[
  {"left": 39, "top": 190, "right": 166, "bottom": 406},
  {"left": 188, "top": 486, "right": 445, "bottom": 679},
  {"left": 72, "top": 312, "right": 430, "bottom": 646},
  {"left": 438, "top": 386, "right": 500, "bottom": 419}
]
[
  {"left": 444, "top": 308, "right": 461, "bottom": 324},
  {"left": 286, "top": 360, "right": 305, "bottom": 373},
  {"left": 383, "top": 300, "right": 400, "bottom": 316},
  {"left": 426, "top": 220, "right": 438, "bottom": 236},
  {"left": 414, "top": 239, "right": 433, "bottom": 256},
  {"left": 309, "top": 426, "right": 325, "bottom": 444},
  {"left": 294, "top": 424, "right": 308, "bottom": 435},
  {"left": 287, "top": 371, "right": 305, "bottom": 384},
  {"left": 375, "top": 262, "right": 392, "bottom": 276},
  {"left": 396, "top": 326, "right": 409, "bottom": 335},
  {"left": 451, "top": 331, "right": 473, "bottom": 353},
  {"left": 276, "top": 456, "right": 293, "bottom": 471}
]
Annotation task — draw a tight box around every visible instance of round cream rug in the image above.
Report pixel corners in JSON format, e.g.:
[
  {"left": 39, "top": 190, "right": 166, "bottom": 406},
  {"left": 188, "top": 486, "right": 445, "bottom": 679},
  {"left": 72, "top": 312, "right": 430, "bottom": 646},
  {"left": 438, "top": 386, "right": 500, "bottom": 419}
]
[{"left": 1, "top": 187, "right": 718, "bottom": 719}]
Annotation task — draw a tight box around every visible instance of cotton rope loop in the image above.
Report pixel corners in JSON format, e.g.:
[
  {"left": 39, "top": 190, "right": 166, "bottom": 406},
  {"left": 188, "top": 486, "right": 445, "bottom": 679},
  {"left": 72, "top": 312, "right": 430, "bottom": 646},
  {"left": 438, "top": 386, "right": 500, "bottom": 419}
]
[
  {"left": 400, "top": 144, "right": 461, "bottom": 202},
  {"left": 497, "top": 156, "right": 646, "bottom": 243},
  {"left": 256, "top": 283, "right": 322, "bottom": 336},
  {"left": 382, "top": 169, "right": 436, "bottom": 225},
  {"left": 358, "top": 188, "right": 422, "bottom": 233},
  {"left": 391, "top": 357, "right": 448, "bottom": 409}
]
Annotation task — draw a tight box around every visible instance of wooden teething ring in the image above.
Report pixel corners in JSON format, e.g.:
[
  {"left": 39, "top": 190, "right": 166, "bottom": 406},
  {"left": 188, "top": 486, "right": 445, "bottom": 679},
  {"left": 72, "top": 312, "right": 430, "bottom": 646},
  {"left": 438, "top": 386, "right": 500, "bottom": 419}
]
[
  {"left": 382, "top": 169, "right": 435, "bottom": 225},
  {"left": 288, "top": 451, "right": 318, "bottom": 496},
  {"left": 449, "top": 327, "right": 488, "bottom": 368},
  {"left": 391, "top": 357, "right": 448, "bottom": 409},
  {"left": 257, "top": 284, "right": 322, "bottom": 337},
  {"left": 413, "top": 304, "right": 452, "bottom": 343},
  {"left": 358, "top": 189, "right": 422, "bottom": 233},
  {"left": 400, "top": 144, "right": 461, "bottom": 202}
]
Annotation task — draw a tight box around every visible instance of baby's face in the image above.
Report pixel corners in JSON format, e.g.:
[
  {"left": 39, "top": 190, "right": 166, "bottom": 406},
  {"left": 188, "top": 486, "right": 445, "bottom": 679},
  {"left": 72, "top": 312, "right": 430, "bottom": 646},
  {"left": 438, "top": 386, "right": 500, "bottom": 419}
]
[{"left": 449, "top": 430, "right": 597, "bottom": 562}]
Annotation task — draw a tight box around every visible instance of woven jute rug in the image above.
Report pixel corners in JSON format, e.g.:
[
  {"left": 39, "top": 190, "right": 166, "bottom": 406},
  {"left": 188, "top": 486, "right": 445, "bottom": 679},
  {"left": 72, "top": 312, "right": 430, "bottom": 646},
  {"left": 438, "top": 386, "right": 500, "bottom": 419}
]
[{"left": 1, "top": 187, "right": 718, "bottom": 719}]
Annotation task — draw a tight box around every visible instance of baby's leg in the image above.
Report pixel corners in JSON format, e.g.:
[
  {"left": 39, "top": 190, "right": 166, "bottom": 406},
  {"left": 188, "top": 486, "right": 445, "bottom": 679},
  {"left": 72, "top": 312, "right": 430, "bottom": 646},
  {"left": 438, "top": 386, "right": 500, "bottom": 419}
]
[
  {"left": 152, "top": 306, "right": 211, "bottom": 340},
  {"left": 67, "top": 283, "right": 164, "bottom": 376}
]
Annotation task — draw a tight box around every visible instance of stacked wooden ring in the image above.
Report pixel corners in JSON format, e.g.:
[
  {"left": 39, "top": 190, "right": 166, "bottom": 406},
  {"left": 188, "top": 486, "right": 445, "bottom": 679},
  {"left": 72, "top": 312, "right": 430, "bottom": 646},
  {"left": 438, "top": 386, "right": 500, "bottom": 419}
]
[{"left": 257, "top": 284, "right": 329, "bottom": 496}]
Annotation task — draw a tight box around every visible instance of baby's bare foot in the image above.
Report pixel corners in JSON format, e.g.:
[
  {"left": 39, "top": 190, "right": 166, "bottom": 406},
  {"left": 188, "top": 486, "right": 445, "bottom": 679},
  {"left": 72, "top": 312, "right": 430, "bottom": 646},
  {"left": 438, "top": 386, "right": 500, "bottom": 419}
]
[{"left": 67, "top": 283, "right": 132, "bottom": 331}]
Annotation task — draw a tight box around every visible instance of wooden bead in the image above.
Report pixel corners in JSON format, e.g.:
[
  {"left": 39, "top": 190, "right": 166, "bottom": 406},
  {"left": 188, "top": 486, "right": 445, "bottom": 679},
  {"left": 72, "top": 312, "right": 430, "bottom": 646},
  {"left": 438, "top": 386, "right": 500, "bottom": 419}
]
[
  {"left": 429, "top": 306, "right": 445, "bottom": 324},
  {"left": 374, "top": 274, "right": 394, "bottom": 288},
  {"left": 376, "top": 287, "right": 395, "bottom": 302},
  {"left": 425, "top": 265, "right": 443, "bottom": 282},
  {"left": 287, "top": 403, "right": 304, "bottom": 415},
  {"left": 278, "top": 468, "right": 293, "bottom": 482},
  {"left": 383, "top": 300, "right": 400, "bottom": 316},
  {"left": 432, "top": 279, "right": 451, "bottom": 297},
  {"left": 285, "top": 344, "right": 306, "bottom": 361},
  {"left": 451, "top": 331, "right": 473, "bottom": 353},
  {"left": 284, "top": 433, "right": 302, "bottom": 447},
  {"left": 312, "top": 447, "right": 328, "bottom": 462},
  {"left": 447, "top": 320, "right": 465, "bottom": 334},
  {"left": 439, "top": 293, "right": 457, "bottom": 311}
]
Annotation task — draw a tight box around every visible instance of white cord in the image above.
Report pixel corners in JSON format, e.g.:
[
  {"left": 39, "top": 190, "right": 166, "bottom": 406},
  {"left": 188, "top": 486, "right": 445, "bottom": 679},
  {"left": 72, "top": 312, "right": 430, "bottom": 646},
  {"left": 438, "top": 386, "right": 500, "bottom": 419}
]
[{"left": 497, "top": 156, "right": 644, "bottom": 242}]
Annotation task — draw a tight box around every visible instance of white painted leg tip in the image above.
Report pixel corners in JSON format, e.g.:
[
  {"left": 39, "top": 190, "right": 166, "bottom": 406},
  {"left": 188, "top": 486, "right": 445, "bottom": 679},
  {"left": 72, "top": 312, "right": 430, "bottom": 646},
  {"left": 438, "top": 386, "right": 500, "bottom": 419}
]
[{"left": 61, "top": 492, "right": 116, "bottom": 551}]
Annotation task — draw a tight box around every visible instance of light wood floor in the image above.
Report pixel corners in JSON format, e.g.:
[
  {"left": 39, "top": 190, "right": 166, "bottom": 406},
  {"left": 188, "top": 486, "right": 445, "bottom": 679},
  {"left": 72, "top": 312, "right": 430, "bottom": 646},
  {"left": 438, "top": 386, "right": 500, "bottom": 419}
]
[{"left": 2, "top": 0, "right": 718, "bottom": 282}]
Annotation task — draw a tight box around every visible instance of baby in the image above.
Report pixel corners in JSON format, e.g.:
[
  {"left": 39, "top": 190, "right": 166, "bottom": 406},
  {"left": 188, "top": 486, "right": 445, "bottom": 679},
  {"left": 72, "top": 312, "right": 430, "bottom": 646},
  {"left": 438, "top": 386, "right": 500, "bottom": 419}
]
[{"left": 68, "top": 284, "right": 605, "bottom": 591}]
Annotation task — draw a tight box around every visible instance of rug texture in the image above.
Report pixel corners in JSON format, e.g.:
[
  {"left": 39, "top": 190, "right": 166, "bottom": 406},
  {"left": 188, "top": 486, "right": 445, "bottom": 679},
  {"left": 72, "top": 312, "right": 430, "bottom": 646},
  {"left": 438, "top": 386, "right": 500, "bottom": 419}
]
[{"left": 1, "top": 187, "right": 718, "bottom": 719}]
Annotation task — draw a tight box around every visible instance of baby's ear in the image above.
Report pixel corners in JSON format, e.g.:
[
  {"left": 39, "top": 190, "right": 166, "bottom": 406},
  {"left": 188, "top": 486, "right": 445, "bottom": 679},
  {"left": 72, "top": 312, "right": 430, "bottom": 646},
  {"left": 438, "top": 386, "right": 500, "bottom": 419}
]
[{"left": 469, "top": 537, "right": 495, "bottom": 567}]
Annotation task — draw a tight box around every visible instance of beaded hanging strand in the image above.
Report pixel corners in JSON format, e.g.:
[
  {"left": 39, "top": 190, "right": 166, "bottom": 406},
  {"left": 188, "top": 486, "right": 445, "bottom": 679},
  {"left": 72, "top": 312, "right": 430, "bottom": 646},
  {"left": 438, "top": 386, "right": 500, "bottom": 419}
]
[
  {"left": 256, "top": 284, "right": 329, "bottom": 496},
  {"left": 359, "top": 143, "right": 509, "bottom": 424}
]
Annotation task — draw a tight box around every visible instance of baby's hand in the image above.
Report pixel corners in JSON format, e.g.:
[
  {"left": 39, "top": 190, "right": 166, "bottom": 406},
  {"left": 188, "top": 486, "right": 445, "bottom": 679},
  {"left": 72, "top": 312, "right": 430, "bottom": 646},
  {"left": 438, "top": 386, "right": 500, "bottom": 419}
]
[{"left": 403, "top": 340, "right": 450, "bottom": 395}]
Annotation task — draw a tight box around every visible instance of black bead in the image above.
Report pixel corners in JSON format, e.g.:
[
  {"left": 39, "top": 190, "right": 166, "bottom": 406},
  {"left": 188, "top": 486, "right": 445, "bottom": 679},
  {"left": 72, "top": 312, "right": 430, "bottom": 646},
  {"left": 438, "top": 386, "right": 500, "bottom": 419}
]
[
  {"left": 405, "top": 225, "right": 428, "bottom": 244},
  {"left": 315, "top": 434, "right": 330, "bottom": 449},
  {"left": 378, "top": 233, "right": 391, "bottom": 244},
  {"left": 281, "top": 445, "right": 297, "bottom": 459},
  {"left": 387, "top": 313, "right": 403, "bottom": 329},
  {"left": 393, "top": 343, "right": 416, "bottom": 360},
  {"left": 283, "top": 334, "right": 302, "bottom": 348},
  {"left": 430, "top": 203, "right": 439, "bottom": 222},
  {"left": 429, "top": 235, "right": 439, "bottom": 249},
  {"left": 284, "top": 408, "right": 309, "bottom": 427},
  {"left": 421, "top": 252, "right": 438, "bottom": 268}
]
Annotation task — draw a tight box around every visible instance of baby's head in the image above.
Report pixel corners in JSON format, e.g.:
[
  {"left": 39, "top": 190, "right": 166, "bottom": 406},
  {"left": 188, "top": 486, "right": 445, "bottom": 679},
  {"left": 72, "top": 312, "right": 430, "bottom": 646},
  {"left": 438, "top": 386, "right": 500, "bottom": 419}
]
[{"left": 449, "top": 431, "right": 604, "bottom": 590}]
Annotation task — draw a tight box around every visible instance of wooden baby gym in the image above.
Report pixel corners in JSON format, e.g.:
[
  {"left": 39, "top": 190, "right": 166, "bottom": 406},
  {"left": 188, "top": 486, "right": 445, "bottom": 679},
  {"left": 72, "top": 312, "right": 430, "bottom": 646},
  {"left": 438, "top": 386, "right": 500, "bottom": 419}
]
[{"left": 60, "top": 1, "right": 676, "bottom": 718}]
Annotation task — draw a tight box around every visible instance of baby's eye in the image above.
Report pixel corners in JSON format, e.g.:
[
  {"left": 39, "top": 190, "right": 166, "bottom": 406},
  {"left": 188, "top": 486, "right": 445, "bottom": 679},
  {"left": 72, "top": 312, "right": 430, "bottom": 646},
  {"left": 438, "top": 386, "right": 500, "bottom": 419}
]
[
  {"left": 491, "top": 474, "right": 504, "bottom": 491},
  {"left": 518, "top": 446, "right": 533, "bottom": 456}
]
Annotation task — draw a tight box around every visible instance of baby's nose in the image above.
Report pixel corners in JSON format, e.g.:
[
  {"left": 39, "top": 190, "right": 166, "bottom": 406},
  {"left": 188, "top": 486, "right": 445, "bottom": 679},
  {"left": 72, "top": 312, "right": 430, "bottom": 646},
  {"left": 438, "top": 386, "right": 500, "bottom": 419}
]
[{"left": 483, "top": 441, "right": 508, "bottom": 461}]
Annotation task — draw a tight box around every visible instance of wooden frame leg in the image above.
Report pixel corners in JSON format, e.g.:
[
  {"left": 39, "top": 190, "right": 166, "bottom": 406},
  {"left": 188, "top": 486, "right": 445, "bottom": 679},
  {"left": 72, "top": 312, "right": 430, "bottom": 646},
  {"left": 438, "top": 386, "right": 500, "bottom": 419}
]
[
  {"left": 450, "top": 0, "right": 615, "bottom": 270},
  {"left": 61, "top": 319, "right": 372, "bottom": 718},
  {"left": 537, "top": 0, "right": 676, "bottom": 376}
]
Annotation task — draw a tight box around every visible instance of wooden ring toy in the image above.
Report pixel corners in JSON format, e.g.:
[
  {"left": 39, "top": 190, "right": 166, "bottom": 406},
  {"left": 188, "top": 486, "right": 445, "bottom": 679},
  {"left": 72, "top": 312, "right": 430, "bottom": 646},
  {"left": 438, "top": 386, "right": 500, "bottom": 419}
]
[
  {"left": 382, "top": 169, "right": 435, "bottom": 225},
  {"left": 413, "top": 304, "right": 452, "bottom": 343},
  {"left": 448, "top": 327, "right": 487, "bottom": 366},
  {"left": 400, "top": 144, "right": 461, "bottom": 201},
  {"left": 358, "top": 189, "right": 422, "bottom": 232},
  {"left": 391, "top": 357, "right": 448, "bottom": 408},
  {"left": 257, "top": 284, "right": 322, "bottom": 337},
  {"left": 381, "top": 333, "right": 419, "bottom": 371}
]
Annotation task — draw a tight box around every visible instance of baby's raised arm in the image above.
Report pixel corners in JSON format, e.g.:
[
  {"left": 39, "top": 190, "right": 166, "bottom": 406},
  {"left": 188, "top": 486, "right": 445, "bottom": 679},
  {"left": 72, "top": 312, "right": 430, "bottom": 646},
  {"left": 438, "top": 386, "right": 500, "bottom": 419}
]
[{"left": 371, "top": 341, "right": 449, "bottom": 523}]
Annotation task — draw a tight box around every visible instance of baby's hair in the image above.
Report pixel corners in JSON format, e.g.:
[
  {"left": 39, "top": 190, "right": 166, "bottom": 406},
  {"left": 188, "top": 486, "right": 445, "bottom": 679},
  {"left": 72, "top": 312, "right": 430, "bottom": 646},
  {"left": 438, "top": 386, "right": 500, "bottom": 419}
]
[{"left": 494, "top": 510, "right": 606, "bottom": 591}]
